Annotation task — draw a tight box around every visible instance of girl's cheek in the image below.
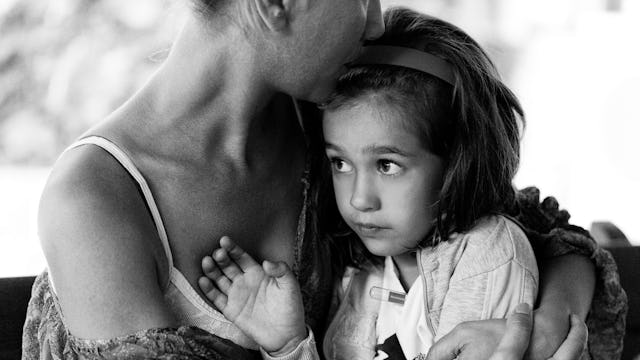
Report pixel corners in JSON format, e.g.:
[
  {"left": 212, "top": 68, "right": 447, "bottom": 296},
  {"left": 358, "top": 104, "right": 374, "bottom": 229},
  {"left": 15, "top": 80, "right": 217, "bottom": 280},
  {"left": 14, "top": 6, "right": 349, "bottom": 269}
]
[{"left": 333, "top": 180, "right": 351, "bottom": 212}]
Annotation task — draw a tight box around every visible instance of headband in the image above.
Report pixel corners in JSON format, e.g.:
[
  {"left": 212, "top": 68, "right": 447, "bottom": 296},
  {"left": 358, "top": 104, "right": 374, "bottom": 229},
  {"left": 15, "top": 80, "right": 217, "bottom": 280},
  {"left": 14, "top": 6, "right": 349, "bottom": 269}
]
[{"left": 351, "top": 45, "right": 455, "bottom": 86}]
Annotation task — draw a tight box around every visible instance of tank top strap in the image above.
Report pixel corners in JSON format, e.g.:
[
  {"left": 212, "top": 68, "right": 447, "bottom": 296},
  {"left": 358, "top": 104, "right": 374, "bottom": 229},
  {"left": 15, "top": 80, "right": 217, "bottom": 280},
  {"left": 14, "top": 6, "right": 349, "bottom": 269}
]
[{"left": 62, "top": 136, "right": 174, "bottom": 282}]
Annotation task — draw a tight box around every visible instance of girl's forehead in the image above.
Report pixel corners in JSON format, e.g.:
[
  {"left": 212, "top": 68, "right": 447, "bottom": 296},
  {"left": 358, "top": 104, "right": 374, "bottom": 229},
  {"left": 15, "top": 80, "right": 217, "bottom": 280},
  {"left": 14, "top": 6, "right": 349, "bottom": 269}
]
[
  {"left": 324, "top": 96, "right": 414, "bottom": 132},
  {"left": 323, "top": 101, "right": 423, "bottom": 150}
]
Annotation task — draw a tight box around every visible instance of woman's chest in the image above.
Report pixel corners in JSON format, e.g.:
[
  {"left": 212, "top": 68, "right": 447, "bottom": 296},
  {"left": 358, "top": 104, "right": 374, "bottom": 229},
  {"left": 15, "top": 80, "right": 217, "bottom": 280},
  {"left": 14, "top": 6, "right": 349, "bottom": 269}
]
[{"left": 149, "top": 167, "right": 305, "bottom": 280}]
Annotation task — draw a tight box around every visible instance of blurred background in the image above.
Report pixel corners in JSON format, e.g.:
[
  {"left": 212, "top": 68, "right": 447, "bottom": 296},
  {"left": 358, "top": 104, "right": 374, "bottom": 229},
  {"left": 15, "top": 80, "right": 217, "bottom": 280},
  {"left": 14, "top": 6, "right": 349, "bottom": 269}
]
[{"left": 1, "top": 0, "right": 639, "bottom": 277}]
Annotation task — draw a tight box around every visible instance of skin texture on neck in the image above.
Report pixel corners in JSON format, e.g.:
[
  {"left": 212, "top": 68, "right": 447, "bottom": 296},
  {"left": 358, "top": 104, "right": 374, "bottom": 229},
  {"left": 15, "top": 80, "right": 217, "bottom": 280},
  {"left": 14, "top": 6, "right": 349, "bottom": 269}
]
[
  {"left": 393, "top": 251, "right": 419, "bottom": 291},
  {"left": 102, "top": 16, "right": 296, "bottom": 171},
  {"left": 86, "top": 13, "right": 308, "bottom": 274}
]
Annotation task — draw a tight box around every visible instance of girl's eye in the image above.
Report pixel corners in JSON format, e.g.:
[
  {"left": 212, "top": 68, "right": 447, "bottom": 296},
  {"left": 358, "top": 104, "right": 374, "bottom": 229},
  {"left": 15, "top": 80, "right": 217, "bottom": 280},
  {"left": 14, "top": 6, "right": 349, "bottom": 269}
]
[
  {"left": 378, "top": 160, "right": 402, "bottom": 175},
  {"left": 330, "top": 158, "right": 353, "bottom": 173}
]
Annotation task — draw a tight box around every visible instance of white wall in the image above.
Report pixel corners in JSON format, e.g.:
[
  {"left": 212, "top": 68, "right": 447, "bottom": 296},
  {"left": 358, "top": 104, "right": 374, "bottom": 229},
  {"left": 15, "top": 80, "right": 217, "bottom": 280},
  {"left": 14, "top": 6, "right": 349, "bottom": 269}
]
[{"left": 382, "top": 0, "right": 640, "bottom": 243}]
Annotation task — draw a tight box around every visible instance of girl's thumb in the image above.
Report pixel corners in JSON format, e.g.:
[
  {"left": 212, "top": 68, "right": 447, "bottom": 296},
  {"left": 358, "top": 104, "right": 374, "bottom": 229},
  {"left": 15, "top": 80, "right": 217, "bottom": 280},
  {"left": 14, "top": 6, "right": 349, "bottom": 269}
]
[{"left": 263, "top": 260, "right": 294, "bottom": 280}]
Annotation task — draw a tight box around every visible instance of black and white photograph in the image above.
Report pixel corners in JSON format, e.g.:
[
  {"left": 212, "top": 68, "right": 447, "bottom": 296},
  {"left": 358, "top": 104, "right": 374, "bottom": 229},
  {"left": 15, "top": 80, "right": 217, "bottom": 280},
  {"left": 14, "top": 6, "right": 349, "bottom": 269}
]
[{"left": 0, "top": 0, "right": 638, "bottom": 359}]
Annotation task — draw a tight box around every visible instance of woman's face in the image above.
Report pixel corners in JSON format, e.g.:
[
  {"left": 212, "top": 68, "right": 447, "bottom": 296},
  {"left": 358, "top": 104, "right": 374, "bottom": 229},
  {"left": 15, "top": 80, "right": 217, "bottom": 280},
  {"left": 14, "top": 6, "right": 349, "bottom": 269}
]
[
  {"left": 280, "top": 0, "right": 385, "bottom": 103},
  {"left": 323, "top": 97, "right": 445, "bottom": 257}
]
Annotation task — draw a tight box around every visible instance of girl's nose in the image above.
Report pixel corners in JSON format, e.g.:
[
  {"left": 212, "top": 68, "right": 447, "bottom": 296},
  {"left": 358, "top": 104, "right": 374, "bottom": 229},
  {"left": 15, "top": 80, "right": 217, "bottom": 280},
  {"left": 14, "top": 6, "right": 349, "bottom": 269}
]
[
  {"left": 350, "top": 174, "right": 380, "bottom": 212},
  {"left": 363, "top": 0, "right": 385, "bottom": 41}
]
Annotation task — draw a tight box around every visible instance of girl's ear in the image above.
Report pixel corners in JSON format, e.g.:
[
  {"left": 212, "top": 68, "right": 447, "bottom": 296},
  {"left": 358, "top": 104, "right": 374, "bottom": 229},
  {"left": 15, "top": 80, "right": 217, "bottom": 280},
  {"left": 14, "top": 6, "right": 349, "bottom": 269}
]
[{"left": 255, "top": 0, "right": 289, "bottom": 32}]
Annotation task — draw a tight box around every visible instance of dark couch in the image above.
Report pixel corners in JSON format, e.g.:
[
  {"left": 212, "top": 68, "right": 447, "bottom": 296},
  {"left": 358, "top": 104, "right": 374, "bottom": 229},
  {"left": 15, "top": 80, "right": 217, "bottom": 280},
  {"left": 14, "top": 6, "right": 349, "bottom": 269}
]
[
  {"left": 608, "top": 246, "right": 640, "bottom": 360},
  {"left": 0, "top": 276, "right": 36, "bottom": 360},
  {"left": 2, "top": 248, "right": 639, "bottom": 360}
]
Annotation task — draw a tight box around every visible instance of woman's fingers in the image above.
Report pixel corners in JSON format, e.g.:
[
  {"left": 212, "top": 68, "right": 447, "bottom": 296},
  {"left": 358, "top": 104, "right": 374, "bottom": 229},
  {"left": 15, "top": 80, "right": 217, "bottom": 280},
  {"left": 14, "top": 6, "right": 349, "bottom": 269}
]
[
  {"left": 220, "top": 236, "right": 259, "bottom": 270},
  {"left": 198, "top": 276, "right": 228, "bottom": 311},
  {"left": 426, "top": 304, "right": 532, "bottom": 360},
  {"left": 202, "top": 255, "right": 232, "bottom": 293},
  {"left": 548, "top": 314, "right": 588, "bottom": 360},
  {"left": 425, "top": 330, "right": 462, "bottom": 360},
  {"left": 488, "top": 303, "right": 532, "bottom": 360}
]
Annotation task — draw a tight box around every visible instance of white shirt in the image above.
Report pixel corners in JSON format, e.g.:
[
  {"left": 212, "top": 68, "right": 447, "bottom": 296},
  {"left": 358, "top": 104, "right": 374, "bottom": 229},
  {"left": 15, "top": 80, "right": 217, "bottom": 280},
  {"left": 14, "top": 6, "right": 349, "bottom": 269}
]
[{"left": 374, "top": 256, "right": 434, "bottom": 360}]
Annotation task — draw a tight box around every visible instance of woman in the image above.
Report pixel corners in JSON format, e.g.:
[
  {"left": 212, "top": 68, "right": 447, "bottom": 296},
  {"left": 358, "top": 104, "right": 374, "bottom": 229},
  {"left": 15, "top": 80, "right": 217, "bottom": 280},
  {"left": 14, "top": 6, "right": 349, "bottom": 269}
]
[{"left": 23, "top": 0, "right": 624, "bottom": 359}]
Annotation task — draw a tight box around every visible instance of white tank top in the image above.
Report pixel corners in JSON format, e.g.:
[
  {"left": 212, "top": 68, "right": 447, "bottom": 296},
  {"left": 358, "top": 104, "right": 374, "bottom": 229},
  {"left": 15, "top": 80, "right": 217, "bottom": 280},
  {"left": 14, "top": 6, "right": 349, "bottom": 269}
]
[{"left": 53, "top": 136, "right": 259, "bottom": 349}]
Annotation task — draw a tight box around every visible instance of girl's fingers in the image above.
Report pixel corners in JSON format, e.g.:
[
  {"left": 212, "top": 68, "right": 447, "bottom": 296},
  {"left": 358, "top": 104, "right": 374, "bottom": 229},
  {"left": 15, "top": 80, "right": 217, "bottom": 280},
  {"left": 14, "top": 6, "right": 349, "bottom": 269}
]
[
  {"left": 220, "top": 236, "right": 259, "bottom": 271},
  {"left": 263, "top": 261, "right": 296, "bottom": 285},
  {"left": 202, "top": 255, "right": 232, "bottom": 293},
  {"left": 213, "top": 247, "right": 243, "bottom": 280},
  {"left": 198, "top": 276, "right": 228, "bottom": 311},
  {"left": 262, "top": 260, "right": 287, "bottom": 277}
]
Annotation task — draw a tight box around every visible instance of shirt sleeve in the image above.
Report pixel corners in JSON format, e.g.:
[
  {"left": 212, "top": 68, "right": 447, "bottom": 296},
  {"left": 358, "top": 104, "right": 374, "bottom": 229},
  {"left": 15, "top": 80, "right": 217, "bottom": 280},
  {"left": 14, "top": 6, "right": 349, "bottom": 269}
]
[
  {"left": 259, "top": 328, "right": 320, "bottom": 360},
  {"left": 509, "top": 187, "right": 628, "bottom": 360},
  {"left": 434, "top": 220, "right": 539, "bottom": 340}
]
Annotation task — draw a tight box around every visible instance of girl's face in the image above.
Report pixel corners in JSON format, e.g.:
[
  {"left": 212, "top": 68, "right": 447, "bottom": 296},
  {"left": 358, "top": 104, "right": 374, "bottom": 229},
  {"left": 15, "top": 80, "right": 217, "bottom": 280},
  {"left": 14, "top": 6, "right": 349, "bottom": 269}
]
[{"left": 323, "top": 98, "right": 445, "bottom": 257}]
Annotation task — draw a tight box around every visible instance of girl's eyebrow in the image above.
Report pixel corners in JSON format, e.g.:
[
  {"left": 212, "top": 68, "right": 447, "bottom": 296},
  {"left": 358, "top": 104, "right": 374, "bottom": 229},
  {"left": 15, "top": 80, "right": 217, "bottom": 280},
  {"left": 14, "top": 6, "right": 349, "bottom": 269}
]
[
  {"left": 325, "top": 142, "right": 415, "bottom": 157},
  {"left": 324, "top": 142, "right": 343, "bottom": 151},
  {"left": 363, "top": 144, "right": 414, "bottom": 157}
]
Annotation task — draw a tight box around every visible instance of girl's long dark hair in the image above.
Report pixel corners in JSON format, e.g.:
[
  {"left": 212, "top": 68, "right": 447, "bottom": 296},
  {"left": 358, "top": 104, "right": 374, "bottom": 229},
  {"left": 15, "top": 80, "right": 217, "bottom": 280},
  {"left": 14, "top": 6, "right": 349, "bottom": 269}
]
[{"left": 318, "top": 7, "right": 524, "bottom": 274}]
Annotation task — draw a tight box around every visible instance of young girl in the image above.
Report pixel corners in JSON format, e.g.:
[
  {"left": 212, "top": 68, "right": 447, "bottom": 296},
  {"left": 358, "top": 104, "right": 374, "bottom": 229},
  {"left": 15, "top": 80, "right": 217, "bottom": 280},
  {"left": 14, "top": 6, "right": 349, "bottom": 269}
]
[{"left": 198, "top": 8, "right": 538, "bottom": 360}]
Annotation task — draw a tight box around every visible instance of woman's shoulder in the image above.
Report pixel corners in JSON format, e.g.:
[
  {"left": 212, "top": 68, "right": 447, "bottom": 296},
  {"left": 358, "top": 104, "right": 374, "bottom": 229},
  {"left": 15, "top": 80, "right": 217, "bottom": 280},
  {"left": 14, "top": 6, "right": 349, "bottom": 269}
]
[
  {"left": 39, "top": 140, "right": 161, "bottom": 262},
  {"left": 38, "top": 141, "right": 175, "bottom": 339},
  {"left": 449, "top": 215, "right": 537, "bottom": 279}
]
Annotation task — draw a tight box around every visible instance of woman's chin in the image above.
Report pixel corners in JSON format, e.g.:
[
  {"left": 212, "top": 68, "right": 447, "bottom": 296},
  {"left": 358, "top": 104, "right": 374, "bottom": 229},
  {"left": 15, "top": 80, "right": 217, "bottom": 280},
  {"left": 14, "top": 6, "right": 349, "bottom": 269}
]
[
  {"left": 299, "top": 68, "right": 345, "bottom": 104},
  {"left": 305, "top": 82, "right": 337, "bottom": 104}
]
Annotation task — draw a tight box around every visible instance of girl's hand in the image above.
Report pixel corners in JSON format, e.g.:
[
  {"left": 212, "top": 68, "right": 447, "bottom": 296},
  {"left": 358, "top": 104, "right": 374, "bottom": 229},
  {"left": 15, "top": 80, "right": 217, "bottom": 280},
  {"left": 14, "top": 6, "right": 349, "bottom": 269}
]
[
  {"left": 198, "top": 236, "right": 308, "bottom": 355},
  {"left": 427, "top": 303, "right": 587, "bottom": 360}
]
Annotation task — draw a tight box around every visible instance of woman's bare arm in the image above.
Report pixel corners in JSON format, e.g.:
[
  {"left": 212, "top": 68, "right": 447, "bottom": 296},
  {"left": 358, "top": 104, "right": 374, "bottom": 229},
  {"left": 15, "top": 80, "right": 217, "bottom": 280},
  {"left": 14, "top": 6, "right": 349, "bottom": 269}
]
[
  {"left": 537, "top": 254, "right": 595, "bottom": 319},
  {"left": 426, "top": 254, "right": 595, "bottom": 360},
  {"left": 39, "top": 148, "right": 176, "bottom": 339},
  {"left": 525, "top": 254, "right": 595, "bottom": 359}
]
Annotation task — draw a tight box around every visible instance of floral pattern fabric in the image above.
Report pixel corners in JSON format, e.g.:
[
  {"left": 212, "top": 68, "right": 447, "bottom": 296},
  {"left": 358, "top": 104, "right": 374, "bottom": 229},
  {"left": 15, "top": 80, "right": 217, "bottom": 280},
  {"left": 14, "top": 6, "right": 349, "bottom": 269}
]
[
  {"left": 22, "top": 271, "right": 261, "bottom": 359},
  {"left": 509, "top": 187, "right": 628, "bottom": 360}
]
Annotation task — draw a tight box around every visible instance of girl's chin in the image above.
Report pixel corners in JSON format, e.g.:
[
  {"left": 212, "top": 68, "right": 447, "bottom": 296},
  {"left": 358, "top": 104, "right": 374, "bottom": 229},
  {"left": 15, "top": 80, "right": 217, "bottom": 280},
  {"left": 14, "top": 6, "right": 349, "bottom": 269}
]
[
  {"left": 360, "top": 235, "right": 421, "bottom": 258},
  {"left": 361, "top": 240, "right": 403, "bottom": 258}
]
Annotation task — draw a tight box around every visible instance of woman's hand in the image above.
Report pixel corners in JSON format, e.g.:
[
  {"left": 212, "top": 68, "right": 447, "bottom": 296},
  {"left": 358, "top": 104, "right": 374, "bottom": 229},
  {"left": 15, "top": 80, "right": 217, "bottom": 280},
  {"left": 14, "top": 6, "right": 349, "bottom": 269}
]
[
  {"left": 198, "top": 236, "right": 308, "bottom": 355},
  {"left": 488, "top": 303, "right": 534, "bottom": 360},
  {"left": 426, "top": 319, "right": 506, "bottom": 360},
  {"left": 525, "top": 305, "right": 571, "bottom": 360},
  {"left": 427, "top": 303, "right": 588, "bottom": 360},
  {"left": 488, "top": 305, "right": 587, "bottom": 360}
]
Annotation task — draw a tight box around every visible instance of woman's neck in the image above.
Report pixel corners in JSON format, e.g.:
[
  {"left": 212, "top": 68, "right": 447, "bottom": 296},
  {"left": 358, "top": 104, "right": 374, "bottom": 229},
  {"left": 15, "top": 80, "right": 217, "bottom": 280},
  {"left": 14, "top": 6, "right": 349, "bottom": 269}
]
[
  {"left": 114, "top": 17, "right": 298, "bottom": 169},
  {"left": 392, "top": 252, "right": 419, "bottom": 291}
]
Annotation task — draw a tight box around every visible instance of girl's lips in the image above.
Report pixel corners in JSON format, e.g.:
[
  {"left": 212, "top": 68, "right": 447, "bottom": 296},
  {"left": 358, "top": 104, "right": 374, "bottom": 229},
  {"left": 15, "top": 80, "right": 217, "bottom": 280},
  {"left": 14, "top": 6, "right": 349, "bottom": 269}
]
[{"left": 353, "top": 222, "right": 389, "bottom": 236}]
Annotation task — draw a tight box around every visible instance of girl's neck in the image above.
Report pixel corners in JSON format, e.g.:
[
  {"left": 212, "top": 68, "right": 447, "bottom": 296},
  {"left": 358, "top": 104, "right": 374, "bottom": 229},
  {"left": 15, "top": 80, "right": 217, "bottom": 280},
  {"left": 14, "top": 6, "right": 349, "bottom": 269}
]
[
  {"left": 114, "top": 17, "right": 297, "bottom": 168},
  {"left": 392, "top": 252, "right": 419, "bottom": 292}
]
